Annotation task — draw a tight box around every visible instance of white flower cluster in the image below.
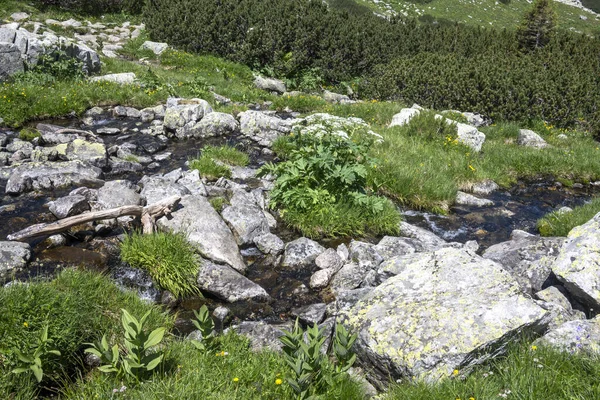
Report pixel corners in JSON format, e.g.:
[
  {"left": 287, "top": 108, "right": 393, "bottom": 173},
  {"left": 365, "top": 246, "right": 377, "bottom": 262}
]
[{"left": 292, "top": 113, "right": 383, "bottom": 142}]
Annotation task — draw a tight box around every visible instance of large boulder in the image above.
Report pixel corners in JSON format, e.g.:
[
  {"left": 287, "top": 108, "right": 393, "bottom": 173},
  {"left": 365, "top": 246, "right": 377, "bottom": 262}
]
[
  {"left": 399, "top": 221, "right": 451, "bottom": 251},
  {"left": 254, "top": 76, "right": 286, "bottom": 94},
  {"left": 0, "top": 42, "right": 23, "bottom": 81},
  {"left": 552, "top": 213, "right": 600, "bottom": 310},
  {"left": 6, "top": 161, "right": 103, "bottom": 194},
  {"left": 453, "top": 121, "right": 486, "bottom": 152},
  {"left": 238, "top": 111, "right": 293, "bottom": 147},
  {"left": 483, "top": 230, "right": 564, "bottom": 293},
  {"left": 156, "top": 195, "right": 246, "bottom": 273},
  {"left": 139, "top": 175, "right": 191, "bottom": 205},
  {"left": 197, "top": 259, "right": 270, "bottom": 303},
  {"left": 140, "top": 41, "right": 168, "bottom": 55},
  {"left": 341, "top": 247, "right": 547, "bottom": 382},
  {"left": 0, "top": 241, "right": 32, "bottom": 279},
  {"left": 63, "top": 139, "right": 107, "bottom": 167}
]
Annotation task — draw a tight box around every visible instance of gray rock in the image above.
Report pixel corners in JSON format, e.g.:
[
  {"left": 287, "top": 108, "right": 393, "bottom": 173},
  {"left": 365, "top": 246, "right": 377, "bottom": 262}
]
[
  {"left": 373, "top": 236, "right": 418, "bottom": 260},
  {"left": 140, "top": 41, "right": 168, "bottom": 55},
  {"left": 552, "top": 213, "right": 600, "bottom": 311},
  {"left": 70, "top": 186, "right": 98, "bottom": 202},
  {"left": 96, "top": 127, "right": 121, "bottom": 135},
  {"left": 377, "top": 252, "right": 436, "bottom": 283},
  {"left": 111, "top": 264, "right": 161, "bottom": 303},
  {"left": 10, "top": 12, "right": 29, "bottom": 21},
  {"left": 97, "top": 180, "right": 141, "bottom": 209},
  {"left": 282, "top": 237, "right": 326, "bottom": 269},
  {"left": 221, "top": 201, "right": 270, "bottom": 246},
  {"left": 197, "top": 259, "right": 269, "bottom": 303},
  {"left": 471, "top": 180, "right": 499, "bottom": 195},
  {"left": 518, "top": 129, "right": 548, "bottom": 149},
  {"left": 315, "top": 248, "right": 344, "bottom": 271},
  {"left": 140, "top": 107, "right": 155, "bottom": 122},
  {"left": 157, "top": 195, "right": 246, "bottom": 273},
  {"left": 389, "top": 108, "right": 420, "bottom": 128},
  {"left": 323, "top": 90, "right": 353, "bottom": 104},
  {"left": 399, "top": 221, "right": 449, "bottom": 251},
  {"left": 191, "top": 112, "right": 238, "bottom": 138},
  {"left": 454, "top": 121, "right": 486, "bottom": 152},
  {"left": 177, "top": 169, "right": 208, "bottom": 197},
  {"left": 483, "top": 230, "right": 564, "bottom": 293},
  {"left": 254, "top": 233, "right": 285, "bottom": 256},
  {"left": 48, "top": 194, "right": 89, "bottom": 219},
  {"left": 292, "top": 303, "right": 327, "bottom": 325},
  {"left": 310, "top": 268, "right": 336, "bottom": 290},
  {"left": 536, "top": 286, "right": 572, "bottom": 310},
  {"left": 109, "top": 157, "right": 143, "bottom": 174},
  {"left": 230, "top": 166, "right": 258, "bottom": 180},
  {"left": 64, "top": 139, "right": 107, "bottom": 167},
  {"left": 534, "top": 317, "right": 600, "bottom": 354},
  {"left": 139, "top": 175, "right": 191, "bottom": 205},
  {"left": 231, "top": 321, "right": 291, "bottom": 352},
  {"left": 341, "top": 247, "right": 548, "bottom": 382},
  {"left": 212, "top": 92, "right": 231, "bottom": 105},
  {"left": 337, "top": 243, "right": 350, "bottom": 262},
  {"left": 6, "top": 161, "right": 103, "bottom": 194},
  {"left": 90, "top": 72, "right": 136, "bottom": 85},
  {"left": 254, "top": 76, "right": 286, "bottom": 94},
  {"left": 330, "top": 262, "right": 367, "bottom": 292},
  {"left": 164, "top": 98, "right": 213, "bottom": 136},
  {"left": 238, "top": 110, "right": 293, "bottom": 147},
  {"left": 462, "top": 112, "right": 488, "bottom": 128},
  {"left": 334, "top": 288, "right": 372, "bottom": 311},
  {"left": 455, "top": 191, "right": 494, "bottom": 207},
  {"left": 0, "top": 241, "right": 31, "bottom": 278},
  {"left": 0, "top": 42, "right": 23, "bottom": 81},
  {"left": 349, "top": 240, "right": 384, "bottom": 270}
]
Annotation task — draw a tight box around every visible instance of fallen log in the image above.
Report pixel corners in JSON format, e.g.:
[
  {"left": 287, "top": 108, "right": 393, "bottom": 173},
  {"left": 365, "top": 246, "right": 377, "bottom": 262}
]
[{"left": 7, "top": 195, "right": 181, "bottom": 241}]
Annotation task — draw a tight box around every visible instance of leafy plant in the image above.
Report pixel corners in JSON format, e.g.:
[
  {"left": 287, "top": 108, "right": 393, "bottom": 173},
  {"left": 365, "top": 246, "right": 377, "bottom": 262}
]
[
  {"left": 280, "top": 319, "right": 358, "bottom": 399},
  {"left": 18, "top": 128, "right": 41, "bottom": 142},
  {"left": 190, "top": 305, "right": 217, "bottom": 352},
  {"left": 331, "top": 323, "right": 357, "bottom": 374},
  {"left": 11, "top": 325, "right": 61, "bottom": 383},
  {"left": 85, "top": 309, "right": 166, "bottom": 381},
  {"left": 120, "top": 231, "right": 201, "bottom": 298},
  {"left": 259, "top": 115, "right": 400, "bottom": 238},
  {"left": 31, "top": 51, "right": 85, "bottom": 81}
]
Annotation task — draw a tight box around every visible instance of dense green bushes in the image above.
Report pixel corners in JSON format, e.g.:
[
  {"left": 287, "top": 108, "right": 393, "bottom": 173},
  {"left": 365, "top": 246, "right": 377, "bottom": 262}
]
[
  {"left": 144, "top": 0, "right": 600, "bottom": 131},
  {"left": 34, "top": 0, "right": 144, "bottom": 15}
]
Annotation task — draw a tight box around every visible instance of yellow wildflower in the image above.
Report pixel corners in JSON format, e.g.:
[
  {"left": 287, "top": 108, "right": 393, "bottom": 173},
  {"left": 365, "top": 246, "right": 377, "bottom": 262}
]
[
  {"left": 453, "top": 369, "right": 459, "bottom": 376},
  {"left": 275, "top": 378, "right": 283, "bottom": 385},
  {"left": 233, "top": 377, "right": 239, "bottom": 382},
  {"left": 23, "top": 322, "right": 28, "bottom": 328},
  {"left": 531, "top": 345, "right": 537, "bottom": 351}
]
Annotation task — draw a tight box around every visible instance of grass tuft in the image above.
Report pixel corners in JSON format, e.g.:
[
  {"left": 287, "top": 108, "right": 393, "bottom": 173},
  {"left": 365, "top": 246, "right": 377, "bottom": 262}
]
[
  {"left": 189, "top": 145, "right": 248, "bottom": 181},
  {"left": 120, "top": 231, "right": 201, "bottom": 298}
]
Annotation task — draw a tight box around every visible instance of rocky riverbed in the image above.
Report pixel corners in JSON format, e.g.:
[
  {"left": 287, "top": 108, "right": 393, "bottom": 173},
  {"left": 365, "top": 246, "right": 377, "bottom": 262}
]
[{"left": 2, "top": 99, "right": 600, "bottom": 387}]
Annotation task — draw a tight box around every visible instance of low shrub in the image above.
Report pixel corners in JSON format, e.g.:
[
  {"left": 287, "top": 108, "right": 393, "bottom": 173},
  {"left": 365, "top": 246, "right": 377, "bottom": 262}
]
[
  {"left": 120, "top": 231, "right": 201, "bottom": 298},
  {"left": 260, "top": 114, "right": 401, "bottom": 238},
  {"left": 0, "top": 270, "right": 171, "bottom": 397},
  {"left": 34, "top": 0, "right": 144, "bottom": 15},
  {"left": 537, "top": 197, "right": 600, "bottom": 237},
  {"left": 18, "top": 128, "right": 41, "bottom": 142}
]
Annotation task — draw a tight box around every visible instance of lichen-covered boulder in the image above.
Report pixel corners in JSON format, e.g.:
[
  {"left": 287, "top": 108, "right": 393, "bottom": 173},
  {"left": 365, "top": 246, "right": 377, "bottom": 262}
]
[
  {"left": 282, "top": 237, "right": 325, "bottom": 270},
  {"left": 254, "top": 76, "right": 286, "bottom": 94},
  {"left": 341, "top": 247, "right": 547, "bottom": 382},
  {"left": 552, "top": 212, "right": 600, "bottom": 310}
]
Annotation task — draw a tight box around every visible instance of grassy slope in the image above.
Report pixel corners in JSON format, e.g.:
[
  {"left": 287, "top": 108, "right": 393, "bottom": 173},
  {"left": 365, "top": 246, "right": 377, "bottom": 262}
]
[{"left": 352, "top": 0, "right": 600, "bottom": 35}]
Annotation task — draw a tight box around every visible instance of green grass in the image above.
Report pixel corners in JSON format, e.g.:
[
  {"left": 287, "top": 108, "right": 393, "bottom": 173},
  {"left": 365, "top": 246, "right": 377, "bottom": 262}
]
[
  {"left": 537, "top": 197, "right": 600, "bottom": 237},
  {"left": 282, "top": 198, "right": 401, "bottom": 239},
  {"left": 120, "top": 231, "right": 201, "bottom": 298},
  {"left": 0, "top": 270, "right": 172, "bottom": 398},
  {"left": 209, "top": 196, "right": 229, "bottom": 212},
  {"left": 62, "top": 332, "right": 365, "bottom": 400},
  {"left": 189, "top": 145, "right": 249, "bottom": 181},
  {"left": 352, "top": 0, "right": 600, "bottom": 36},
  {"left": 385, "top": 339, "right": 600, "bottom": 400},
  {"left": 18, "top": 127, "right": 40, "bottom": 142}
]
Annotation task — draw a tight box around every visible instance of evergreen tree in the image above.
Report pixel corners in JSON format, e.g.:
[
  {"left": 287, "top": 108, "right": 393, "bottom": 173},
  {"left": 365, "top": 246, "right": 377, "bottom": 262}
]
[{"left": 517, "top": 0, "right": 557, "bottom": 51}]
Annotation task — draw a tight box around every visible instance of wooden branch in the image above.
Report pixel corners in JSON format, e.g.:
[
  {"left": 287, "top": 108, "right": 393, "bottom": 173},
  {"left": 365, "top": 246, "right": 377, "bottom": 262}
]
[{"left": 7, "top": 196, "right": 181, "bottom": 241}]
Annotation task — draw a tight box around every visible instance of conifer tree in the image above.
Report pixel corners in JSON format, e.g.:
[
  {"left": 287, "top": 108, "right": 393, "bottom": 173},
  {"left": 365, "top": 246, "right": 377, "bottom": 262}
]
[{"left": 517, "top": 0, "right": 557, "bottom": 51}]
